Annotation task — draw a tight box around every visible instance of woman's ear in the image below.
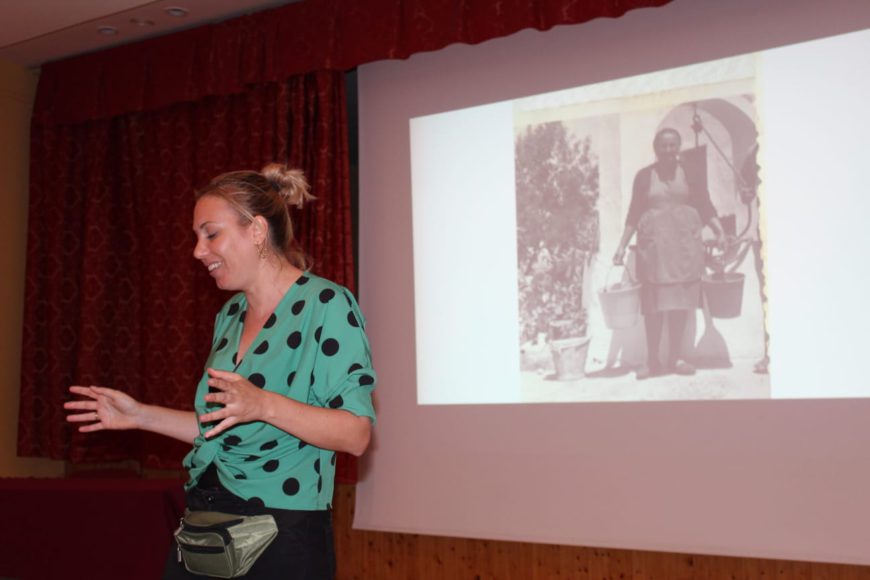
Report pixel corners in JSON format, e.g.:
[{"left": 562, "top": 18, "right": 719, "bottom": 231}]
[{"left": 252, "top": 215, "right": 270, "bottom": 244}]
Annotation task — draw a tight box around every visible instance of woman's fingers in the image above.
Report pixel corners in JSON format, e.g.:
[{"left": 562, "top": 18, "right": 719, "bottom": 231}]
[
  {"left": 203, "top": 390, "right": 228, "bottom": 404},
  {"left": 69, "top": 385, "right": 97, "bottom": 398},
  {"left": 202, "top": 417, "right": 236, "bottom": 439},
  {"left": 206, "top": 377, "right": 230, "bottom": 392},
  {"left": 200, "top": 379, "right": 266, "bottom": 432},
  {"left": 77, "top": 422, "right": 105, "bottom": 433},
  {"left": 63, "top": 400, "right": 97, "bottom": 411},
  {"left": 67, "top": 411, "right": 101, "bottom": 423},
  {"left": 207, "top": 368, "right": 239, "bottom": 381}
]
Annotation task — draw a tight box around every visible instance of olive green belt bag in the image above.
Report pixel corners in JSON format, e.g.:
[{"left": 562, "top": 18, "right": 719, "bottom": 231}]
[{"left": 174, "top": 509, "right": 278, "bottom": 578}]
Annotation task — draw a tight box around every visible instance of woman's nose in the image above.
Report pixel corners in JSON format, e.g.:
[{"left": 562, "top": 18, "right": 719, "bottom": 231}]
[{"left": 193, "top": 237, "right": 207, "bottom": 259}]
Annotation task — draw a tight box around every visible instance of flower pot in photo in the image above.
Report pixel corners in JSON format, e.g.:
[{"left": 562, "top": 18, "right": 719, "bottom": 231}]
[{"left": 550, "top": 336, "right": 591, "bottom": 380}]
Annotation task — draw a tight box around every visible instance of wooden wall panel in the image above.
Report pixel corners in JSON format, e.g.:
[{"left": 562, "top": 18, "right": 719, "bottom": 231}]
[{"left": 333, "top": 485, "right": 870, "bottom": 579}]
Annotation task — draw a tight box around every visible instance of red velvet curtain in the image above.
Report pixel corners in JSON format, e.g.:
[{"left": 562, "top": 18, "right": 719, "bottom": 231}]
[
  {"left": 19, "top": 72, "right": 357, "bottom": 480},
  {"left": 33, "top": 0, "right": 671, "bottom": 125}
]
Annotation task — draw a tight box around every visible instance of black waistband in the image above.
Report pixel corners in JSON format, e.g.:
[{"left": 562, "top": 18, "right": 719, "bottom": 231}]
[
  {"left": 190, "top": 463, "right": 329, "bottom": 520},
  {"left": 196, "top": 462, "right": 222, "bottom": 490}
]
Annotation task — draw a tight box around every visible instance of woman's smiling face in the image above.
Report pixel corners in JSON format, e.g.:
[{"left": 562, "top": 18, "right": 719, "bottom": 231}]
[
  {"left": 653, "top": 130, "right": 681, "bottom": 163},
  {"left": 192, "top": 194, "right": 260, "bottom": 291}
]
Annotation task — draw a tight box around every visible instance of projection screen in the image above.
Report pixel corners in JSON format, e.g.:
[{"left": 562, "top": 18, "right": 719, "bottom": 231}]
[{"left": 356, "top": 0, "right": 870, "bottom": 565}]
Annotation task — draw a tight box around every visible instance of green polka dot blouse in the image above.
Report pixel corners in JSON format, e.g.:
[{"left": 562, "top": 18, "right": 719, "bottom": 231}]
[{"left": 182, "top": 274, "right": 376, "bottom": 510}]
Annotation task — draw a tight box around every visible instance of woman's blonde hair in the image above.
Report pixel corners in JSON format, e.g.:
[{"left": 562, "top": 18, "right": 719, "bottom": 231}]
[{"left": 196, "top": 163, "right": 316, "bottom": 269}]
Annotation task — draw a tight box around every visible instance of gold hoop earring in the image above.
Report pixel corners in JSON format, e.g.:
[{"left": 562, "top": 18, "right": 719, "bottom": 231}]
[{"left": 257, "top": 242, "right": 268, "bottom": 260}]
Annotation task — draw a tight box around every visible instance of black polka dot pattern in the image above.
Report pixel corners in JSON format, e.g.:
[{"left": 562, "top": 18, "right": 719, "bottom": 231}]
[
  {"left": 321, "top": 338, "right": 339, "bottom": 356},
  {"left": 227, "top": 303, "right": 240, "bottom": 316},
  {"left": 247, "top": 497, "right": 265, "bottom": 509},
  {"left": 283, "top": 478, "right": 300, "bottom": 496},
  {"left": 319, "top": 289, "right": 335, "bottom": 303},
  {"left": 297, "top": 276, "right": 310, "bottom": 285},
  {"left": 203, "top": 277, "right": 375, "bottom": 509}
]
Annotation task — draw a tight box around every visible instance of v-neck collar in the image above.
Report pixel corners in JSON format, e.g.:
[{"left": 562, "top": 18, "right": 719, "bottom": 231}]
[{"left": 231, "top": 278, "right": 303, "bottom": 370}]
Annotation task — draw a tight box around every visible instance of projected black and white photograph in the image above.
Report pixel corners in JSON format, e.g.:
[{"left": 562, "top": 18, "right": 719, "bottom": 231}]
[
  {"left": 410, "top": 30, "right": 870, "bottom": 405},
  {"left": 515, "top": 76, "right": 771, "bottom": 402}
]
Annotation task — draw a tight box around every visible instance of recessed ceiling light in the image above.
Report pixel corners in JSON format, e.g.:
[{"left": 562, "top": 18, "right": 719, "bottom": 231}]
[
  {"left": 130, "top": 18, "right": 156, "bottom": 27},
  {"left": 164, "top": 7, "right": 189, "bottom": 17},
  {"left": 97, "top": 26, "right": 119, "bottom": 36}
]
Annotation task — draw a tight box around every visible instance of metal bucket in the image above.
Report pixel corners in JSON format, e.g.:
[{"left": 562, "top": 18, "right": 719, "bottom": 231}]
[
  {"left": 598, "top": 266, "right": 641, "bottom": 329},
  {"left": 702, "top": 272, "right": 745, "bottom": 318}
]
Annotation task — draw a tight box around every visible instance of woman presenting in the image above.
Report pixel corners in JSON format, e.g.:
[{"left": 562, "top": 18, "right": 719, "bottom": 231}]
[
  {"left": 65, "top": 164, "right": 376, "bottom": 579},
  {"left": 613, "top": 128, "right": 725, "bottom": 379}
]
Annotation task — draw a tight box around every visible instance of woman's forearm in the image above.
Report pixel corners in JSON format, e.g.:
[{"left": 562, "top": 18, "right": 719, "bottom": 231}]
[
  {"left": 616, "top": 225, "right": 637, "bottom": 253},
  {"left": 258, "top": 392, "right": 372, "bottom": 457},
  {"left": 138, "top": 405, "right": 200, "bottom": 444}
]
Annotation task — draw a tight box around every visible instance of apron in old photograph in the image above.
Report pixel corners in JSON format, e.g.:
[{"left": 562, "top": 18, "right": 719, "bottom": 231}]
[{"left": 635, "top": 165, "right": 704, "bottom": 313}]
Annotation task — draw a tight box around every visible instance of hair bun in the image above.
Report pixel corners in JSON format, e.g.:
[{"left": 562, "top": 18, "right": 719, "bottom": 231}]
[{"left": 261, "top": 163, "right": 314, "bottom": 208}]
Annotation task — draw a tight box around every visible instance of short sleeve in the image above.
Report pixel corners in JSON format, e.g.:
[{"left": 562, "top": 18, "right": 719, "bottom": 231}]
[{"left": 311, "top": 286, "right": 376, "bottom": 423}]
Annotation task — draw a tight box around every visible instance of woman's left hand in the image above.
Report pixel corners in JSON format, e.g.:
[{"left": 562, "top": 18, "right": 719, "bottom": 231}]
[{"left": 199, "top": 368, "right": 271, "bottom": 438}]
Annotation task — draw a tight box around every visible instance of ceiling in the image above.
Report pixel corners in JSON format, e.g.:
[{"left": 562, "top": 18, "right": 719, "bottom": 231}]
[{"left": 0, "top": 0, "right": 300, "bottom": 68}]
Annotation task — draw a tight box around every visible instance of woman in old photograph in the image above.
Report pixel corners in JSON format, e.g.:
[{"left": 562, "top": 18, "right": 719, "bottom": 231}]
[{"left": 613, "top": 128, "right": 726, "bottom": 379}]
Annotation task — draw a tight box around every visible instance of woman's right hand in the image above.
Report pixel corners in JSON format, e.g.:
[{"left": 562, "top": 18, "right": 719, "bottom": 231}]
[
  {"left": 613, "top": 247, "right": 626, "bottom": 266},
  {"left": 65, "top": 386, "right": 143, "bottom": 432}
]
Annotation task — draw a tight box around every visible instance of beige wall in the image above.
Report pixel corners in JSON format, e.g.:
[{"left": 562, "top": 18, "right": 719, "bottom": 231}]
[{"left": 0, "top": 58, "right": 63, "bottom": 477}]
